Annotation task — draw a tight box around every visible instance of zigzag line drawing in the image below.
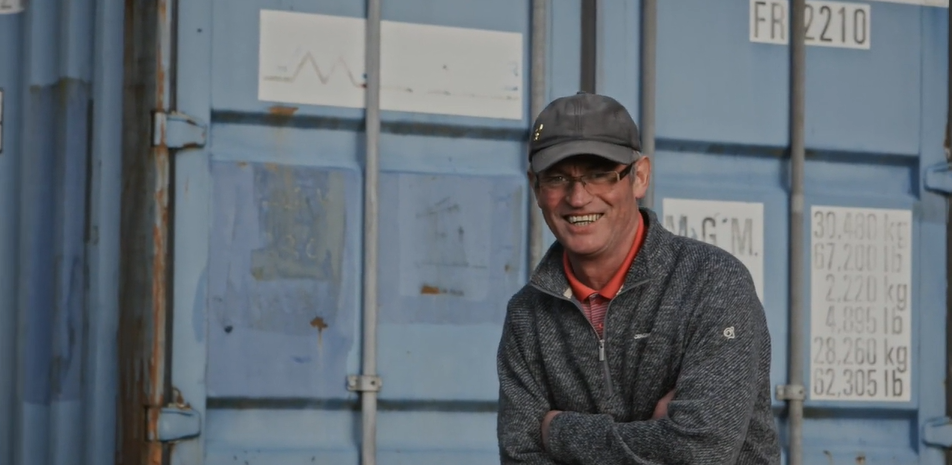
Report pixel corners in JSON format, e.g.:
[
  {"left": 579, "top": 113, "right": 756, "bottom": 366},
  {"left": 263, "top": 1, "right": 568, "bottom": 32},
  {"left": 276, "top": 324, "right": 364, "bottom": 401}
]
[
  {"left": 262, "top": 53, "right": 366, "bottom": 88},
  {"left": 261, "top": 52, "right": 521, "bottom": 102}
]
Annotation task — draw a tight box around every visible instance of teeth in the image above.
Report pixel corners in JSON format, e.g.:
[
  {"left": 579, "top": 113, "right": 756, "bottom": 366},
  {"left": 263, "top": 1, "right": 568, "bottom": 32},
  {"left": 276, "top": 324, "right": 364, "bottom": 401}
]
[{"left": 567, "top": 214, "right": 602, "bottom": 225}]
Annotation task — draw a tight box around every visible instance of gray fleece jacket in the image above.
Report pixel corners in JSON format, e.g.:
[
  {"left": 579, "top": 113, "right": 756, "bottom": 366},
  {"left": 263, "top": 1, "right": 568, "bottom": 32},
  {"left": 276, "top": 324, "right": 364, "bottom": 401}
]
[{"left": 496, "top": 208, "right": 781, "bottom": 464}]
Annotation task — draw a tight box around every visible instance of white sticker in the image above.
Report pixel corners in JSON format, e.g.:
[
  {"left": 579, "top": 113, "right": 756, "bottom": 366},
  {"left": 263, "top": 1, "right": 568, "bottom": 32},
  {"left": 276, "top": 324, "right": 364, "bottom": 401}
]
[
  {"left": 0, "top": 0, "right": 24, "bottom": 14},
  {"left": 661, "top": 198, "right": 765, "bottom": 303},
  {"left": 751, "top": 0, "right": 871, "bottom": 50},
  {"left": 258, "top": 10, "right": 524, "bottom": 120},
  {"left": 809, "top": 206, "right": 912, "bottom": 402}
]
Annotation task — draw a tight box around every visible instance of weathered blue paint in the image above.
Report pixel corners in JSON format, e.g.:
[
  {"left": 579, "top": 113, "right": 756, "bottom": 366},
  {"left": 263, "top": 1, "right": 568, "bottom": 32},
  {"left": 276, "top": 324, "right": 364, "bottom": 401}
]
[
  {"left": 170, "top": 1, "right": 214, "bottom": 463},
  {"left": 207, "top": 162, "right": 360, "bottom": 399},
  {"left": 655, "top": 0, "right": 790, "bottom": 147},
  {"left": 377, "top": 173, "right": 525, "bottom": 325},
  {"left": 80, "top": 0, "right": 125, "bottom": 463},
  {"left": 0, "top": 8, "right": 24, "bottom": 465},
  {"left": 0, "top": 0, "right": 944, "bottom": 463},
  {"left": 167, "top": 0, "right": 949, "bottom": 463},
  {"left": 643, "top": 1, "right": 948, "bottom": 463},
  {"left": 0, "top": 0, "right": 125, "bottom": 463}
]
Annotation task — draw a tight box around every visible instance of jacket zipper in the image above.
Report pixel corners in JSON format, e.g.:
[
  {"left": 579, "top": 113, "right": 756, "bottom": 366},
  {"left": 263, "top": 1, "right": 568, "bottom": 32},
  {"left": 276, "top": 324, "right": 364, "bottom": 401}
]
[
  {"left": 529, "top": 281, "right": 647, "bottom": 399},
  {"left": 598, "top": 338, "right": 613, "bottom": 397}
]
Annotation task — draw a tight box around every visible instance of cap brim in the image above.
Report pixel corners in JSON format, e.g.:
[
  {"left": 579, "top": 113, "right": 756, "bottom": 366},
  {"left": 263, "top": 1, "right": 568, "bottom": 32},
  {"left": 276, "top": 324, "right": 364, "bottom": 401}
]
[{"left": 530, "top": 140, "right": 637, "bottom": 173}]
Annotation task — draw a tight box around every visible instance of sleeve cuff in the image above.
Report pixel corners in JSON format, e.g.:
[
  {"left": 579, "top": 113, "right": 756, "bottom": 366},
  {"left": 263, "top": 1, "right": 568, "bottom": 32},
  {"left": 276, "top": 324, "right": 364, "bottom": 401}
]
[{"left": 545, "top": 411, "right": 614, "bottom": 463}]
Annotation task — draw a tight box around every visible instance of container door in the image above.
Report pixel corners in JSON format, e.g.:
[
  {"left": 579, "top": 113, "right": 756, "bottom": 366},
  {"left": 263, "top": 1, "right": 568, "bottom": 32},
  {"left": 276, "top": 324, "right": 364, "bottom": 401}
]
[
  {"left": 165, "top": 0, "right": 570, "bottom": 463},
  {"left": 627, "top": 1, "right": 948, "bottom": 463}
]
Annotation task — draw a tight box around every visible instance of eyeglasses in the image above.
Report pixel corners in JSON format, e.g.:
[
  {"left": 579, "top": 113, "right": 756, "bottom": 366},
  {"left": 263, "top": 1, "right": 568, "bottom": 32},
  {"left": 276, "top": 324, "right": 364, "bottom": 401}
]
[{"left": 536, "top": 163, "right": 634, "bottom": 195}]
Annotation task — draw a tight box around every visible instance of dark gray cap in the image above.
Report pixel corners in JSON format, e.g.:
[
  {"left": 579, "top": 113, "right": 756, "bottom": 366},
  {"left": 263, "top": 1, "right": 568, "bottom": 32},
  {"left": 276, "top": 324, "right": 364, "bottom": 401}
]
[{"left": 528, "top": 92, "right": 641, "bottom": 173}]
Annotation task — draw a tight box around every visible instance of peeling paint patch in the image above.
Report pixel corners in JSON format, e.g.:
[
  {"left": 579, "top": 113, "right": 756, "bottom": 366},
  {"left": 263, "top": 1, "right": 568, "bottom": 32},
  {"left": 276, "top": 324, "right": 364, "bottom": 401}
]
[
  {"left": 207, "top": 161, "right": 358, "bottom": 398},
  {"left": 379, "top": 173, "right": 524, "bottom": 325}
]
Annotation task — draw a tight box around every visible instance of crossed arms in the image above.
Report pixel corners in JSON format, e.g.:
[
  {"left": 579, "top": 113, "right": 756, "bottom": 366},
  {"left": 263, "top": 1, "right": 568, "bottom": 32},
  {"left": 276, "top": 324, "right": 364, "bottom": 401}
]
[{"left": 495, "top": 282, "right": 768, "bottom": 464}]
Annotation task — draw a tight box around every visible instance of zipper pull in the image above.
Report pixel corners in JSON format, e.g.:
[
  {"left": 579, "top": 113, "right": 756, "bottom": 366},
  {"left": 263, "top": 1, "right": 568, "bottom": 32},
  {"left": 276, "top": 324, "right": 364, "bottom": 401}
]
[{"left": 599, "top": 339, "right": 606, "bottom": 361}]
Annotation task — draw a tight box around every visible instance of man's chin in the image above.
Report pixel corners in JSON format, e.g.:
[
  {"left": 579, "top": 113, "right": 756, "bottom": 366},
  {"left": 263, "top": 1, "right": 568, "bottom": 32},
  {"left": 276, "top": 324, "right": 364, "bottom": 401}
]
[{"left": 560, "top": 239, "right": 605, "bottom": 258}]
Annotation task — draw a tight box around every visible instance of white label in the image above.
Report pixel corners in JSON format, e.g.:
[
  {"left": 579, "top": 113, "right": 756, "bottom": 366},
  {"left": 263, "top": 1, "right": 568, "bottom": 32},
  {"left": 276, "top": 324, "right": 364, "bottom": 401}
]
[
  {"left": 0, "top": 0, "right": 24, "bottom": 14},
  {"left": 809, "top": 206, "right": 912, "bottom": 402},
  {"left": 751, "top": 0, "right": 871, "bottom": 50},
  {"left": 661, "top": 199, "right": 765, "bottom": 303},
  {"left": 258, "top": 10, "right": 524, "bottom": 120}
]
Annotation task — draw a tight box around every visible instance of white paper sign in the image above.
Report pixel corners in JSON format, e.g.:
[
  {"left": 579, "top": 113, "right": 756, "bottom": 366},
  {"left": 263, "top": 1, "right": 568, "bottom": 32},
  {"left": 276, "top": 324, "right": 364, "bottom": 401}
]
[
  {"left": 258, "top": 10, "right": 524, "bottom": 120},
  {"left": 661, "top": 198, "right": 765, "bottom": 303},
  {"left": 750, "top": 0, "right": 871, "bottom": 50},
  {"left": 0, "top": 0, "right": 24, "bottom": 14},
  {"left": 809, "top": 206, "right": 912, "bottom": 402}
]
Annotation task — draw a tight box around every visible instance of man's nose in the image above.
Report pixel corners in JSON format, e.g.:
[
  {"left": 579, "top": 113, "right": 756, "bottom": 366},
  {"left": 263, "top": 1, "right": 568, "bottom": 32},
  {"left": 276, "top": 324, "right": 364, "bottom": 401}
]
[{"left": 565, "top": 180, "right": 592, "bottom": 206}]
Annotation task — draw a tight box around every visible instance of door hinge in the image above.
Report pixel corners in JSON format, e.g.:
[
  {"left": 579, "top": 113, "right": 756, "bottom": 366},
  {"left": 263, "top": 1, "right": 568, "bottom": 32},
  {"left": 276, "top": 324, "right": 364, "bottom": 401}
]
[
  {"left": 923, "top": 162, "right": 952, "bottom": 195},
  {"left": 147, "top": 404, "right": 202, "bottom": 443},
  {"left": 152, "top": 111, "right": 207, "bottom": 149},
  {"left": 923, "top": 417, "right": 952, "bottom": 449},
  {"left": 347, "top": 375, "right": 382, "bottom": 392}
]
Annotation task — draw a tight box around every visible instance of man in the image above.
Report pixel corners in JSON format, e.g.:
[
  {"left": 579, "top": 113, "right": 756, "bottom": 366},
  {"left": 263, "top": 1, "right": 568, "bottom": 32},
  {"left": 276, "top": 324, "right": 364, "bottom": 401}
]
[{"left": 496, "top": 92, "right": 781, "bottom": 464}]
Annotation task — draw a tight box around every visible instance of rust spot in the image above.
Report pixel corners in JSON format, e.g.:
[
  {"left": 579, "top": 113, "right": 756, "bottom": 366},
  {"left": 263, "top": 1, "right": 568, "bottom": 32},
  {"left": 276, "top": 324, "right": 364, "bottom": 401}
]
[
  {"left": 265, "top": 163, "right": 279, "bottom": 172},
  {"left": 855, "top": 455, "right": 866, "bottom": 464},
  {"left": 269, "top": 105, "right": 298, "bottom": 116},
  {"left": 238, "top": 161, "right": 248, "bottom": 168},
  {"left": 310, "top": 316, "right": 328, "bottom": 331},
  {"left": 172, "top": 387, "right": 188, "bottom": 407},
  {"left": 504, "top": 264, "right": 511, "bottom": 272},
  {"left": 420, "top": 284, "right": 464, "bottom": 297},
  {"left": 310, "top": 317, "right": 328, "bottom": 347}
]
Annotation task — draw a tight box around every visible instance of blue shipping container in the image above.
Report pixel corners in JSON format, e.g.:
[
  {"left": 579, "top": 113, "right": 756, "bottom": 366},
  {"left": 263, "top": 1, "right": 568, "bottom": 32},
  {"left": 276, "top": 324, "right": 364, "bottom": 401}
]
[{"left": 0, "top": 0, "right": 949, "bottom": 464}]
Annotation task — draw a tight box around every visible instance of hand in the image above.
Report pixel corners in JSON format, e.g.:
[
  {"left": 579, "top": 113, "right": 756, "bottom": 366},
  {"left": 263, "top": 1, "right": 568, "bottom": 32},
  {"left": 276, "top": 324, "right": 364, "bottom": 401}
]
[
  {"left": 540, "top": 410, "right": 562, "bottom": 450},
  {"left": 652, "top": 389, "right": 676, "bottom": 420}
]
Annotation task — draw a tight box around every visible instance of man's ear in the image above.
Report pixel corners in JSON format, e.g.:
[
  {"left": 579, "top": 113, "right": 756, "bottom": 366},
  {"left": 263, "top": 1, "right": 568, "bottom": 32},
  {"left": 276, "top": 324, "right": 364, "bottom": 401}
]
[
  {"left": 527, "top": 170, "right": 543, "bottom": 206},
  {"left": 632, "top": 155, "right": 651, "bottom": 200}
]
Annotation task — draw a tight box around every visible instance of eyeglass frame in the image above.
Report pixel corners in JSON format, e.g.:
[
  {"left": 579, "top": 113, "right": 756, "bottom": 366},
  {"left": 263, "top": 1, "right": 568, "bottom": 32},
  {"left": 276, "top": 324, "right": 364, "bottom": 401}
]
[{"left": 534, "top": 162, "right": 636, "bottom": 194}]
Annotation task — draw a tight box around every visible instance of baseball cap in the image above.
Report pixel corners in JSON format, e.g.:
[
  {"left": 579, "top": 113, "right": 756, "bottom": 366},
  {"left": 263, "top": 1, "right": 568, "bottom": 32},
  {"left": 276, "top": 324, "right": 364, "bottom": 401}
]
[{"left": 528, "top": 92, "right": 641, "bottom": 173}]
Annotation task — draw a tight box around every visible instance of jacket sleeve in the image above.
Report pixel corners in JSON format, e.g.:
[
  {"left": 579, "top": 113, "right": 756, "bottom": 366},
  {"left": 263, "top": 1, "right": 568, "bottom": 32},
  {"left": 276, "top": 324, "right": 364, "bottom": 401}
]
[
  {"left": 545, "top": 264, "right": 769, "bottom": 465},
  {"left": 496, "top": 295, "right": 563, "bottom": 465}
]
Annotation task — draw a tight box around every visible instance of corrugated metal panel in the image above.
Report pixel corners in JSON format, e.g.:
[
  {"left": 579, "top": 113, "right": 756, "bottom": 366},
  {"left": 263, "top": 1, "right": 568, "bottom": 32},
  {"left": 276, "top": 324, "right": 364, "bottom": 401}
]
[
  {"left": 0, "top": 1, "right": 125, "bottom": 465},
  {"left": 159, "top": 0, "right": 950, "bottom": 464},
  {"left": 0, "top": 0, "right": 948, "bottom": 464},
  {"left": 643, "top": 1, "right": 948, "bottom": 462}
]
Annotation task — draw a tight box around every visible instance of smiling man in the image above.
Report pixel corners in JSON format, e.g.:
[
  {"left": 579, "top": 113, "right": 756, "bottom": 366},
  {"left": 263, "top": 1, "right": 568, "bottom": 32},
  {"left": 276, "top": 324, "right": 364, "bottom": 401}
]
[{"left": 496, "top": 92, "right": 781, "bottom": 464}]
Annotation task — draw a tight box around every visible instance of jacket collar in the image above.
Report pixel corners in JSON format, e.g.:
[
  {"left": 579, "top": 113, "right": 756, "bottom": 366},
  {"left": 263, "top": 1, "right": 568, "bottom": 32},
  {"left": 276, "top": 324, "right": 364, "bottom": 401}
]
[{"left": 529, "top": 208, "right": 674, "bottom": 299}]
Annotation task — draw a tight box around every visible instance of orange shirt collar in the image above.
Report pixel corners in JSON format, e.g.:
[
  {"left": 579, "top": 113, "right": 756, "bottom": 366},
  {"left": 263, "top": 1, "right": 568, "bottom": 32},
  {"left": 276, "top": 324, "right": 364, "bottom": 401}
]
[{"left": 563, "top": 212, "right": 646, "bottom": 300}]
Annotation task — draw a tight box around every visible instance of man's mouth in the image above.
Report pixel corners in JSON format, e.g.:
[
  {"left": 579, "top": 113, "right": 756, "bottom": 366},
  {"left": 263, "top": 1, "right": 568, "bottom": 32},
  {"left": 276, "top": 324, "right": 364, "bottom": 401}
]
[{"left": 565, "top": 213, "right": 603, "bottom": 226}]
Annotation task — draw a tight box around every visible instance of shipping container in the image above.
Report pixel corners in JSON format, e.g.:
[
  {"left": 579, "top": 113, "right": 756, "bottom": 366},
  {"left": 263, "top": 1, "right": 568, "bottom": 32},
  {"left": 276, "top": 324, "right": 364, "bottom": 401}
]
[{"left": 0, "top": 0, "right": 949, "bottom": 464}]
